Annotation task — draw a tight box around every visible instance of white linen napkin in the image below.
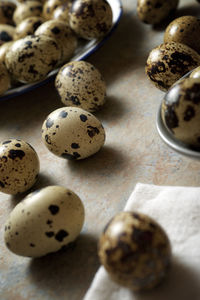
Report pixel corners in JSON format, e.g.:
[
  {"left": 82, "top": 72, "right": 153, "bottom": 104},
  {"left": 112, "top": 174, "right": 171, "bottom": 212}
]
[{"left": 84, "top": 183, "right": 200, "bottom": 300}]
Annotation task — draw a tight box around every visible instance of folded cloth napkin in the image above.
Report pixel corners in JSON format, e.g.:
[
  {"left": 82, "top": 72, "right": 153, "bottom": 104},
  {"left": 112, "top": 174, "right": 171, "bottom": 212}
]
[{"left": 84, "top": 183, "right": 200, "bottom": 300}]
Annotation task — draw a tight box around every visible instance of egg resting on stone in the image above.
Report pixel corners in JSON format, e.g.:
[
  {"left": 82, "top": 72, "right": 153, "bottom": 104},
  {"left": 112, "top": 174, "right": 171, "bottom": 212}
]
[
  {"left": 35, "top": 19, "right": 77, "bottom": 65},
  {"left": 145, "top": 42, "right": 200, "bottom": 92},
  {"left": 0, "top": 139, "right": 40, "bottom": 195},
  {"left": 98, "top": 211, "right": 171, "bottom": 291},
  {"left": 0, "top": 1, "right": 16, "bottom": 25},
  {"left": 43, "top": 0, "right": 66, "bottom": 20},
  {"left": 0, "top": 24, "right": 15, "bottom": 46},
  {"left": 162, "top": 77, "right": 200, "bottom": 147},
  {"left": 69, "top": 0, "right": 113, "bottom": 40},
  {"left": 42, "top": 107, "right": 105, "bottom": 160},
  {"left": 13, "top": 1, "right": 43, "bottom": 25},
  {"left": 4, "top": 185, "right": 85, "bottom": 257},
  {"left": 14, "top": 16, "right": 44, "bottom": 40},
  {"left": 164, "top": 16, "right": 200, "bottom": 54},
  {"left": 55, "top": 61, "right": 106, "bottom": 112},
  {"left": 5, "top": 35, "right": 61, "bottom": 83},
  {"left": 137, "top": 0, "right": 179, "bottom": 25}
]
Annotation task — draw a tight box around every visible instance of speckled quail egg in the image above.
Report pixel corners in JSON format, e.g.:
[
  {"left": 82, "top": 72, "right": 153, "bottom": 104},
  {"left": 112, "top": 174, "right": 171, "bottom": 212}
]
[
  {"left": 69, "top": 0, "right": 113, "bottom": 40},
  {"left": 145, "top": 42, "right": 200, "bottom": 92},
  {"left": 189, "top": 66, "right": 200, "bottom": 79},
  {"left": 0, "top": 62, "right": 11, "bottom": 95},
  {"left": 5, "top": 35, "right": 61, "bottom": 83},
  {"left": 35, "top": 20, "right": 77, "bottom": 65},
  {"left": 0, "top": 139, "right": 40, "bottom": 195},
  {"left": 164, "top": 16, "right": 200, "bottom": 54},
  {"left": 55, "top": 61, "right": 106, "bottom": 112},
  {"left": 162, "top": 77, "right": 200, "bottom": 147},
  {"left": 0, "top": 1, "right": 16, "bottom": 25},
  {"left": 98, "top": 211, "right": 171, "bottom": 291},
  {"left": 53, "top": 2, "right": 72, "bottom": 24},
  {"left": 14, "top": 16, "right": 44, "bottom": 40},
  {"left": 13, "top": 1, "right": 43, "bottom": 25},
  {"left": 4, "top": 185, "right": 85, "bottom": 257},
  {"left": 0, "top": 41, "right": 14, "bottom": 63},
  {"left": 43, "top": 0, "right": 66, "bottom": 20},
  {"left": 137, "top": 0, "right": 179, "bottom": 25},
  {"left": 42, "top": 107, "right": 105, "bottom": 160},
  {"left": 0, "top": 24, "right": 15, "bottom": 46}
]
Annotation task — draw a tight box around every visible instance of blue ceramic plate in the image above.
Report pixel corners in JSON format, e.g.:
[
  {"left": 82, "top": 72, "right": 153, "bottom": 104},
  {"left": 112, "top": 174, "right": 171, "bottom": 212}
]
[{"left": 0, "top": 0, "right": 123, "bottom": 101}]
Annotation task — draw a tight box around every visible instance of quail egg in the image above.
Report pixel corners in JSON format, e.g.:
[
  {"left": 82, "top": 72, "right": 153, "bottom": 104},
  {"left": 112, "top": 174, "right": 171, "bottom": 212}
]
[
  {"left": 164, "top": 16, "right": 200, "bottom": 54},
  {"left": 146, "top": 42, "right": 200, "bottom": 91},
  {"left": 53, "top": 2, "right": 72, "bottom": 24},
  {"left": 0, "top": 24, "right": 15, "bottom": 46},
  {"left": 43, "top": 0, "right": 66, "bottom": 20},
  {"left": 137, "top": 0, "right": 179, "bottom": 25},
  {"left": 4, "top": 185, "right": 85, "bottom": 257},
  {"left": 189, "top": 66, "right": 200, "bottom": 79},
  {"left": 0, "top": 41, "right": 14, "bottom": 63},
  {"left": 5, "top": 35, "right": 61, "bottom": 83},
  {"left": 55, "top": 61, "right": 106, "bottom": 112},
  {"left": 0, "top": 1, "right": 16, "bottom": 25},
  {"left": 161, "top": 77, "right": 200, "bottom": 147},
  {"left": 35, "top": 20, "right": 77, "bottom": 65},
  {"left": 0, "top": 62, "right": 11, "bottom": 95},
  {"left": 14, "top": 16, "right": 44, "bottom": 40},
  {"left": 13, "top": 1, "right": 43, "bottom": 25},
  {"left": 69, "top": 0, "right": 113, "bottom": 40},
  {"left": 42, "top": 106, "right": 106, "bottom": 160},
  {"left": 0, "top": 139, "right": 40, "bottom": 195},
  {"left": 98, "top": 211, "right": 171, "bottom": 291}
]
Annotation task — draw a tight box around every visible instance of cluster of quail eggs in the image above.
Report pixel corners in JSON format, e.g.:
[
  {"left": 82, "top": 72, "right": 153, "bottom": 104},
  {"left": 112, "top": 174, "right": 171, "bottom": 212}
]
[
  {"left": 0, "top": 0, "right": 173, "bottom": 293},
  {"left": 0, "top": 0, "right": 112, "bottom": 260},
  {"left": 0, "top": 0, "right": 113, "bottom": 95},
  {"left": 137, "top": 0, "right": 200, "bottom": 148}
]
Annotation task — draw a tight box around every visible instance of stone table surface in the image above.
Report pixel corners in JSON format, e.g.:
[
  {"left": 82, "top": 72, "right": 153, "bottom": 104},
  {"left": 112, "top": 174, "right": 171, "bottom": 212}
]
[{"left": 1, "top": 0, "right": 200, "bottom": 299}]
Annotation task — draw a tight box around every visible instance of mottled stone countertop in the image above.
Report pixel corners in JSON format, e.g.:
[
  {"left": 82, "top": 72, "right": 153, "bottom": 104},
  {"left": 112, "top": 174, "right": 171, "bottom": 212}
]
[{"left": 1, "top": 0, "right": 200, "bottom": 299}]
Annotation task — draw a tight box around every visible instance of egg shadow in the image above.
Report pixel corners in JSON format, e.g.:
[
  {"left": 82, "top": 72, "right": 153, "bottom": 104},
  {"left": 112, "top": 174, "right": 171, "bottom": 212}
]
[
  {"left": 28, "top": 233, "right": 99, "bottom": 299},
  {"left": 0, "top": 81, "right": 62, "bottom": 133},
  {"left": 88, "top": 11, "right": 147, "bottom": 85},
  {"left": 133, "top": 256, "right": 200, "bottom": 300},
  {"left": 10, "top": 173, "right": 57, "bottom": 209},
  {"left": 67, "top": 145, "right": 129, "bottom": 177},
  {"left": 175, "top": 3, "right": 200, "bottom": 19},
  {"left": 94, "top": 95, "right": 127, "bottom": 122}
]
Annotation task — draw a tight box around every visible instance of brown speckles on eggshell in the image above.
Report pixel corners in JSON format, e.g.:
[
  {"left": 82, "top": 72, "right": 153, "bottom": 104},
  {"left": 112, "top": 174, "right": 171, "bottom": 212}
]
[
  {"left": 137, "top": 0, "right": 179, "bottom": 25},
  {"left": 35, "top": 19, "right": 77, "bottom": 65},
  {"left": 42, "top": 106, "right": 105, "bottom": 160},
  {"left": 69, "top": 0, "right": 112, "bottom": 40},
  {"left": 98, "top": 211, "right": 171, "bottom": 291},
  {"left": 13, "top": 1, "right": 43, "bottom": 25},
  {"left": 162, "top": 77, "right": 200, "bottom": 146},
  {"left": 0, "top": 139, "right": 39, "bottom": 195},
  {"left": 55, "top": 61, "right": 106, "bottom": 112},
  {"left": 164, "top": 16, "right": 200, "bottom": 54},
  {"left": 5, "top": 35, "right": 61, "bottom": 83},
  {"left": 146, "top": 42, "right": 200, "bottom": 91},
  {"left": 4, "top": 186, "right": 84, "bottom": 257}
]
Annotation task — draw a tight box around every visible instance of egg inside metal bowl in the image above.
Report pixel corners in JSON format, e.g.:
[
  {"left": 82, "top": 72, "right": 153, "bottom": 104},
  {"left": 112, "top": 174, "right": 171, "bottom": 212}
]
[
  {"left": 0, "top": 0, "right": 122, "bottom": 101},
  {"left": 156, "top": 69, "right": 200, "bottom": 160}
]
